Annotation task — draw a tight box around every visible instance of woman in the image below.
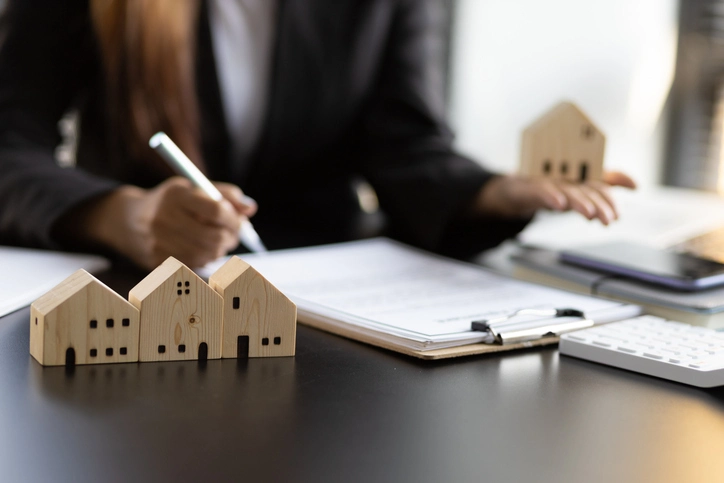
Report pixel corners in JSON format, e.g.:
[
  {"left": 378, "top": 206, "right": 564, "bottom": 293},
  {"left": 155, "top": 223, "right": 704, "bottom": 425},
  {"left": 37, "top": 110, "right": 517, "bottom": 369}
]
[{"left": 0, "top": 0, "right": 634, "bottom": 270}]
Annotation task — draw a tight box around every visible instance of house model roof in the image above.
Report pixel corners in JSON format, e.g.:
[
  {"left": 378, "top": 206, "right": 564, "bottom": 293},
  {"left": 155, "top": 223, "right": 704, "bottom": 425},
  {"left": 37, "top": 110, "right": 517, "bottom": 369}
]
[
  {"left": 32, "top": 269, "right": 125, "bottom": 314},
  {"left": 211, "top": 256, "right": 292, "bottom": 302},
  {"left": 523, "top": 101, "right": 602, "bottom": 138},
  {"left": 210, "top": 256, "right": 255, "bottom": 289},
  {"left": 129, "top": 257, "right": 198, "bottom": 301}
]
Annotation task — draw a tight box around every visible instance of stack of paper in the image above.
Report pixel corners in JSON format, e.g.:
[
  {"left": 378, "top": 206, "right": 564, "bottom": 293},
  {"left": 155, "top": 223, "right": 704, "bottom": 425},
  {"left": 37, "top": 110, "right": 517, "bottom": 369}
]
[
  {"left": 202, "top": 238, "right": 640, "bottom": 352},
  {"left": 0, "top": 246, "right": 109, "bottom": 317}
]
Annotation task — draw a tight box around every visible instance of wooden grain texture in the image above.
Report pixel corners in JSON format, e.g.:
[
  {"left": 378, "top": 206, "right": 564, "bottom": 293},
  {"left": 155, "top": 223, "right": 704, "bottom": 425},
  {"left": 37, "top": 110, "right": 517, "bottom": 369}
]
[
  {"left": 520, "top": 101, "right": 605, "bottom": 182},
  {"left": 129, "top": 257, "right": 223, "bottom": 362},
  {"left": 209, "top": 256, "right": 297, "bottom": 358},
  {"left": 30, "top": 270, "right": 140, "bottom": 366}
]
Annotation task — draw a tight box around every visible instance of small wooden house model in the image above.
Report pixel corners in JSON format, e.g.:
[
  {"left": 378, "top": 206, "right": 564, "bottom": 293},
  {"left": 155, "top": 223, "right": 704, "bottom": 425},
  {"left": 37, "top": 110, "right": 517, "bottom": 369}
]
[
  {"left": 209, "top": 256, "right": 297, "bottom": 358},
  {"left": 30, "top": 269, "right": 140, "bottom": 366},
  {"left": 520, "top": 101, "right": 605, "bottom": 183},
  {"left": 129, "top": 257, "right": 223, "bottom": 362}
]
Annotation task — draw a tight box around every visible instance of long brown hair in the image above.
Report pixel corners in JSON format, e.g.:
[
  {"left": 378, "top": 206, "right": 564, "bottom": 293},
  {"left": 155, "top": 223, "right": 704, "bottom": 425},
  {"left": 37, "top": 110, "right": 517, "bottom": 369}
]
[{"left": 90, "top": 0, "right": 203, "bottom": 169}]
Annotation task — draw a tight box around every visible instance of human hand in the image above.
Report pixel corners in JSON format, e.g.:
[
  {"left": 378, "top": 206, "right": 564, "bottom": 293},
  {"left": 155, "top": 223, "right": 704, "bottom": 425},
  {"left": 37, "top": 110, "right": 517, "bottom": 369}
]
[
  {"left": 84, "top": 177, "right": 257, "bottom": 270},
  {"left": 472, "top": 171, "right": 636, "bottom": 225}
]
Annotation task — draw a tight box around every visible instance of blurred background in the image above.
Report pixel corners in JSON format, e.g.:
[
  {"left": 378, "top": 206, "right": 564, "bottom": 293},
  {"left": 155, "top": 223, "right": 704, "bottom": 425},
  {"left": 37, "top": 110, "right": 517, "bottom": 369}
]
[
  {"left": 447, "top": 0, "right": 677, "bottom": 191},
  {"left": 12, "top": 0, "right": 724, "bottom": 194},
  {"left": 444, "top": 0, "right": 724, "bottom": 194}
]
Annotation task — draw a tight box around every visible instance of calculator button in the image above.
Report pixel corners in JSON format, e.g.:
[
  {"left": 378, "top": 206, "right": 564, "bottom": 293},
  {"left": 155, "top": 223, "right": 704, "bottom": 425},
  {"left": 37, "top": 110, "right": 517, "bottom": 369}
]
[{"left": 566, "top": 334, "right": 588, "bottom": 342}]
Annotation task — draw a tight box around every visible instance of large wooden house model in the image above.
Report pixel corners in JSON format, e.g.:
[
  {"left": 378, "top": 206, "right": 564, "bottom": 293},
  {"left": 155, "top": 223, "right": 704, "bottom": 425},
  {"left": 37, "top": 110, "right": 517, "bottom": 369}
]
[
  {"left": 30, "top": 270, "right": 140, "bottom": 366},
  {"left": 129, "top": 257, "right": 223, "bottom": 362},
  {"left": 520, "top": 101, "right": 605, "bottom": 183},
  {"left": 210, "top": 256, "right": 297, "bottom": 358}
]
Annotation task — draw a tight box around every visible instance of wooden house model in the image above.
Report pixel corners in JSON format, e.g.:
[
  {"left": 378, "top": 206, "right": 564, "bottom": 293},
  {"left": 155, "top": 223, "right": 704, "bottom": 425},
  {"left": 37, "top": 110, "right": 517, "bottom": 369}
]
[
  {"left": 209, "top": 256, "right": 297, "bottom": 358},
  {"left": 30, "top": 269, "right": 140, "bottom": 366},
  {"left": 129, "top": 257, "right": 223, "bottom": 362},
  {"left": 520, "top": 101, "right": 605, "bottom": 183}
]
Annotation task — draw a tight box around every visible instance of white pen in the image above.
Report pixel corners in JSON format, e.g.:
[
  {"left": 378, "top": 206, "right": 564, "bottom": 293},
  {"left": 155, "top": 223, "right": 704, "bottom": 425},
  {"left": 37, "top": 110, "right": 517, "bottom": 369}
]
[{"left": 149, "top": 132, "right": 267, "bottom": 253}]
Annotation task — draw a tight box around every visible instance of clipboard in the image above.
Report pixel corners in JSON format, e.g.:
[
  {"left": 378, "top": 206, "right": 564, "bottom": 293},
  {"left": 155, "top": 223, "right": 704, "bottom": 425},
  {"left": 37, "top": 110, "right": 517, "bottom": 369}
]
[
  {"left": 296, "top": 306, "right": 637, "bottom": 361},
  {"left": 299, "top": 311, "right": 561, "bottom": 360}
]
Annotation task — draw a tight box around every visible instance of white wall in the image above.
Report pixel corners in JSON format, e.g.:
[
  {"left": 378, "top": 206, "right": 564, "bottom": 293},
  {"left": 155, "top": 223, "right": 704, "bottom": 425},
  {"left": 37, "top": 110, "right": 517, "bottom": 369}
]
[{"left": 448, "top": 0, "right": 679, "bottom": 189}]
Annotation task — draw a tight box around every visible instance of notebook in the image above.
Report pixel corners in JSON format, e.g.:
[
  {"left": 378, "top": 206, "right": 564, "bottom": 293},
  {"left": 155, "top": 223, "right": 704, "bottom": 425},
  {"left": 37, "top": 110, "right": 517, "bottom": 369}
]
[
  {"left": 0, "top": 246, "right": 110, "bottom": 317},
  {"left": 201, "top": 238, "right": 641, "bottom": 359}
]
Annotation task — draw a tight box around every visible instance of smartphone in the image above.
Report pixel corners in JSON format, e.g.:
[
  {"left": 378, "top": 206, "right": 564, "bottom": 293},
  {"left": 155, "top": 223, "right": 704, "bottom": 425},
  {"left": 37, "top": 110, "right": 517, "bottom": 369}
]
[{"left": 559, "top": 241, "right": 724, "bottom": 291}]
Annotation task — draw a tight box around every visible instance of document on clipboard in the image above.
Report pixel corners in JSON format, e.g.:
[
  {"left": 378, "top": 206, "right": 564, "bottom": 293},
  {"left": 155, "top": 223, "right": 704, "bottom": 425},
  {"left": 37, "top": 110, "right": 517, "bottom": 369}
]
[{"left": 201, "top": 238, "right": 641, "bottom": 359}]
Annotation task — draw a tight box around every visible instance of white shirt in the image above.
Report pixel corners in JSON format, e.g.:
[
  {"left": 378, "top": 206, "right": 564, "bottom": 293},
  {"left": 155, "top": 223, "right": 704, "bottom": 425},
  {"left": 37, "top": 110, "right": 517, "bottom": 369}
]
[{"left": 208, "top": 0, "right": 278, "bottom": 162}]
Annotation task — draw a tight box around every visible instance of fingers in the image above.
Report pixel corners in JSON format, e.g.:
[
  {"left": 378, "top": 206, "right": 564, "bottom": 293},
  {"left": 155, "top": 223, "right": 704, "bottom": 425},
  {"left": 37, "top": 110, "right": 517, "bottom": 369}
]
[
  {"left": 155, "top": 202, "right": 238, "bottom": 250},
  {"left": 215, "top": 182, "right": 258, "bottom": 217},
  {"left": 473, "top": 172, "right": 632, "bottom": 226},
  {"left": 602, "top": 171, "right": 637, "bottom": 189},
  {"left": 152, "top": 216, "right": 238, "bottom": 267},
  {"left": 578, "top": 184, "right": 615, "bottom": 225},
  {"left": 558, "top": 170, "right": 635, "bottom": 223},
  {"left": 521, "top": 171, "right": 633, "bottom": 225},
  {"left": 555, "top": 183, "right": 596, "bottom": 220},
  {"left": 142, "top": 177, "right": 241, "bottom": 268},
  {"left": 587, "top": 180, "right": 619, "bottom": 219},
  {"left": 155, "top": 178, "right": 252, "bottom": 232},
  {"left": 476, "top": 176, "right": 568, "bottom": 217},
  {"left": 524, "top": 178, "right": 568, "bottom": 212},
  {"left": 175, "top": 189, "right": 242, "bottom": 233},
  {"left": 553, "top": 180, "right": 617, "bottom": 225}
]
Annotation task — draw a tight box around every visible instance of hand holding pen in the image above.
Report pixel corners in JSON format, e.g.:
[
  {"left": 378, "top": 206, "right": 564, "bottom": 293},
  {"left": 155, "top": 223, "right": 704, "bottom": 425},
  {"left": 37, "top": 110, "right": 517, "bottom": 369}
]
[
  {"left": 149, "top": 132, "right": 267, "bottom": 254},
  {"left": 75, "top": 173, "right": 258, "bottom": 271},
  {"left": 57, "top": 136, "right": 264, "bottom": 271}
]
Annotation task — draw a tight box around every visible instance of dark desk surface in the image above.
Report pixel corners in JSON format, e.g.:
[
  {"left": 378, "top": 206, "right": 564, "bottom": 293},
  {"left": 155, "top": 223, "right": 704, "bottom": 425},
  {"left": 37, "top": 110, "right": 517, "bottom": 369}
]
[{"left": 3, "top": 269, "right": 724, "bottom": 483}]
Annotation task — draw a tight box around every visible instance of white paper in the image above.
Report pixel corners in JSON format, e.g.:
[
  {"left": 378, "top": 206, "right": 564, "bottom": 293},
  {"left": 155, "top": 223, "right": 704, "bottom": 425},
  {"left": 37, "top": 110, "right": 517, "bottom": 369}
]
[
  {"left": 202, "top": 238, "right": 639, "bottom": 350},
  {"left": 0, "top": 246, "right": 109, "bottom": 317}
]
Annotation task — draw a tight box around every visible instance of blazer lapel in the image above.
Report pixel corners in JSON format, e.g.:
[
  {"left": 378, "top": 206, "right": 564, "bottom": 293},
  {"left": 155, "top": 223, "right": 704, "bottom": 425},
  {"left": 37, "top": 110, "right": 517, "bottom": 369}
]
[{"left": 197, "top": 0, "right": 232, "bottom": 181}]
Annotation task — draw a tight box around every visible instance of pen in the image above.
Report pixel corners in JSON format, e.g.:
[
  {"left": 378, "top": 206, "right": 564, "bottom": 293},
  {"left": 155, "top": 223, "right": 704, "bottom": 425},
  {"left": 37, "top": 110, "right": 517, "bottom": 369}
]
[{"left": 149, "top": 132, "right": 267, "bottom": 254}]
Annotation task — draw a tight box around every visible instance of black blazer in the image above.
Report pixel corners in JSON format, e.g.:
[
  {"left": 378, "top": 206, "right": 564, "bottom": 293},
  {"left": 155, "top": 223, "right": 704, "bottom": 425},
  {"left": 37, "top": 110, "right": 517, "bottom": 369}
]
[{"left": 0, "top": 0, "right": 527, "bottom": 258}]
